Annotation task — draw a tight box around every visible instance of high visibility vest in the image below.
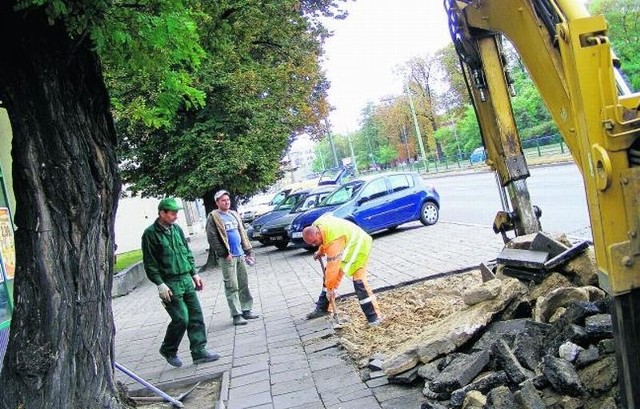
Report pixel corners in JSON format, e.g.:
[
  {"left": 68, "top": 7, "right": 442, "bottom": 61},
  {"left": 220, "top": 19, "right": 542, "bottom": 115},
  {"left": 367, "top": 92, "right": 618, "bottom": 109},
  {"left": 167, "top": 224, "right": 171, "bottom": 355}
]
[{"left": 314, "top": 215, "right": 372, "bottom": 277}]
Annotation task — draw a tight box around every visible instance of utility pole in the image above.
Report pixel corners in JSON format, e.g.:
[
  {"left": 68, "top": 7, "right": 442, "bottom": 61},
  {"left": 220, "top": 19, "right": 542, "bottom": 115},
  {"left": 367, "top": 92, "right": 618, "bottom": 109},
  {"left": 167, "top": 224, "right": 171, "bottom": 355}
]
[
  {"left": 324, "top": 118, "right": 339, "bottom": 168},
  {"left": 405, "top": 83, "right": 428, "bottom": 171},
  {"left": 346, "top": 132, "right": 358, "bottom": 175}
]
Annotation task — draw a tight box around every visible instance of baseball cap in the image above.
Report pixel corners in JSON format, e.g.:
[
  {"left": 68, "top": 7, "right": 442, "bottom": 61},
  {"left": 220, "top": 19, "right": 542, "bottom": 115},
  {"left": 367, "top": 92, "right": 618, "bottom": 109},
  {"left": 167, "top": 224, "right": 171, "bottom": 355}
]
[
  {"left": 214, "top": 190, "right": 230, "bottom": 201},
  {"left": 158, "top": 197, "right": 183, "bottom": 211}
]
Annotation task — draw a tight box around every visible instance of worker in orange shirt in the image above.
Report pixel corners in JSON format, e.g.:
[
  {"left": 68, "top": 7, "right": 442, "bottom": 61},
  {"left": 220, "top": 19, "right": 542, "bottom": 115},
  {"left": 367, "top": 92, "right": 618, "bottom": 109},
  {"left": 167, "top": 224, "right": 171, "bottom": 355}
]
[{"left": 302, "top": 214, "right": 382, "bottom": 326}]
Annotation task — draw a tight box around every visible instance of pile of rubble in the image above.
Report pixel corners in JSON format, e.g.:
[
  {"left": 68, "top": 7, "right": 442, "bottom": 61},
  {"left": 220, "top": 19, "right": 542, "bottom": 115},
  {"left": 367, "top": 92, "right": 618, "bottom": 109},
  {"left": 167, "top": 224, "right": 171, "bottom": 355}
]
[{"left": 358, "top": 232, "right": 620, "bottom": 408}]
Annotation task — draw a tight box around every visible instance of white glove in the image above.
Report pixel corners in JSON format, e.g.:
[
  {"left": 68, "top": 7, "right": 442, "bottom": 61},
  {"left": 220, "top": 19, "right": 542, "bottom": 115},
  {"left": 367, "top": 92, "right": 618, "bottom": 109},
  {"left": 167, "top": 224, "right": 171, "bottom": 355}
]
[
  {"left": 158, "top": 283, "right": 172, "bottom": 302},
  {"left": 192, "top": 274, "right": 204, "bottom": 291}
]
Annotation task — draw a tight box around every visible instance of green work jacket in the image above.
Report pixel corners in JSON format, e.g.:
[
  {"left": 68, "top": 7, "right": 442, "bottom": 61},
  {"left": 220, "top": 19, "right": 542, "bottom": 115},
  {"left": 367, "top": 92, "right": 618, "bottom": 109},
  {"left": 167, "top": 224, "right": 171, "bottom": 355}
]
[{"left": 141, "top": 219, "right": 196, "bottom": 285}]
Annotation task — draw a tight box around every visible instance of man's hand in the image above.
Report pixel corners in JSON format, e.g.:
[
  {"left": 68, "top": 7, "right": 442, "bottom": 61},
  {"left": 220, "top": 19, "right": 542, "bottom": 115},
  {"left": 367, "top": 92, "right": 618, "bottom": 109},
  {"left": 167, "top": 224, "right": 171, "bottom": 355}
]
[
  {"left": 225, "top": 254, "right": 233, "bottom": 261},
  {"left": 313, "top": 251, "right": 321, "bottom": 261},
  {"left": 325, "top": 289, "right": 336, "bottom": 301},
  {"left": 193, "top": 274, "right": 204, "bottom": 291},
  {"left": 158, "top": 283, "right": 172, "bottom": 303}
]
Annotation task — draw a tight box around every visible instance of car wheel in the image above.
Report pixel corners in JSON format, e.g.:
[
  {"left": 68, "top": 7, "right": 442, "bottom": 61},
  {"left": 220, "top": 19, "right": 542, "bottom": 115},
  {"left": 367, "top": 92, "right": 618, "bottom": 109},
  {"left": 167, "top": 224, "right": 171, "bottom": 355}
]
[
  {"left": 420, "top": 201, "right": 439, "bottom": 226},
  {"left": 258, "top": 239, "right": 269, "bottom": 245},
  {"left": 274, "top": 240, "right": 289, "bottom": 250}
]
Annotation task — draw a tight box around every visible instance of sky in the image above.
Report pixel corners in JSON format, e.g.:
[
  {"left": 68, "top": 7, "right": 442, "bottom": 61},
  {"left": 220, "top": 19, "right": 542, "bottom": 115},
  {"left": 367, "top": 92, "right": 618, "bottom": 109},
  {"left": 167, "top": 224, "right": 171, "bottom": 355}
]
[{"left": 321, "top": 0, "right": 453, "bottom": 136}]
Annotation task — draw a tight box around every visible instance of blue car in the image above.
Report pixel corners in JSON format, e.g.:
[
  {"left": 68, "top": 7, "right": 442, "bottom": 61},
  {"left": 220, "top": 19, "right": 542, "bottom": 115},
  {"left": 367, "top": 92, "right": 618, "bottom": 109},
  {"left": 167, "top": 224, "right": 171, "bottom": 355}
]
[
  {"left": 289, "top": 172, "right": 439, "bottom": 249},
  {"left": 469, "top": 147, "right": 487, "bottom": 164}
]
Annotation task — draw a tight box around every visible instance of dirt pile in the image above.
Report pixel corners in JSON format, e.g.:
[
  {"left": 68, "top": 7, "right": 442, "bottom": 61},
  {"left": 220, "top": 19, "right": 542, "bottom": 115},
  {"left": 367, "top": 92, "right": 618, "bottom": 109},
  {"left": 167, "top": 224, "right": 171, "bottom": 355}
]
[{"left": 332, "top": 232, "right": 620, "bottom": 408}]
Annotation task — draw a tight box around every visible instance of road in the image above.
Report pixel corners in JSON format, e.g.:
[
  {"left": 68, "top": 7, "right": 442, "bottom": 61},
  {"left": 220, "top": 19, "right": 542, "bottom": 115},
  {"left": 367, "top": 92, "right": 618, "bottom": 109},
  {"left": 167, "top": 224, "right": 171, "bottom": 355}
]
[{"left": 428, "top": 162, "right": 593, "bottom": 240}]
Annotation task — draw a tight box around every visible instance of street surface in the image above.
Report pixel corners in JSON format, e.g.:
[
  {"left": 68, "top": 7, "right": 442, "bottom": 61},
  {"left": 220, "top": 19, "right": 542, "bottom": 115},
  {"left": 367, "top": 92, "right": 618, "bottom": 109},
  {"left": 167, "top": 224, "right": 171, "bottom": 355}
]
[{"left": 427, "top": 163, "right": 592, "bottom": 240}]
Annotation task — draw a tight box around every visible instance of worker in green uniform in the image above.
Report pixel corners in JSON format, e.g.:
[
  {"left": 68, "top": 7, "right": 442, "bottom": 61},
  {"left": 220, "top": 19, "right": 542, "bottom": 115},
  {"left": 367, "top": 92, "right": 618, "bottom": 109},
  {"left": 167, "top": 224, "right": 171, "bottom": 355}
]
[{"left": 141, "top": 197, "right": 219, "bottom": 367}]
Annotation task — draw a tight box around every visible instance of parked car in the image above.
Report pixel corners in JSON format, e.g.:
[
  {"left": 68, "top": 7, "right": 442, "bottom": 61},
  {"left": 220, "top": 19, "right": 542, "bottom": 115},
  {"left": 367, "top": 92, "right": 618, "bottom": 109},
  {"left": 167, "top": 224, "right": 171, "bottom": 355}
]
[
  {"left": 247, "top": 189, "right": 311, "bottom": 244},
  {"left": 257, "top": 185, "right": 337, "bottom": 250},
  {"left": 317, "top": 165, "right": 355, "bottom": 186},
  {"left": 469, "top": 147, "right": 487, "bottom": 164},
  {"left": 288, "top": 180, "right": 364, "bottom": 250},
  {"left": 289, "top": 172, "right": 440, "bottom": 249}
]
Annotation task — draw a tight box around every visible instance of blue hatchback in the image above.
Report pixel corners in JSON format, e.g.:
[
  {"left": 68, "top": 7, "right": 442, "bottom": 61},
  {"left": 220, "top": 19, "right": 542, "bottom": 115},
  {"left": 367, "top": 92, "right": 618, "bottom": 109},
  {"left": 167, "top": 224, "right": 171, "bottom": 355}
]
[{"left": 288, "top": 172, "right": 439, "bottom": 249}]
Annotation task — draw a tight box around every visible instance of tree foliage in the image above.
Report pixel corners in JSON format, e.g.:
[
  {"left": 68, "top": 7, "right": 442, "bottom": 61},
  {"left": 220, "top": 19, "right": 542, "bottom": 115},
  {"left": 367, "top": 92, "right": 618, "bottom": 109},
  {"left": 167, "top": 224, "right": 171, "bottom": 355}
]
[
  {"left": 589, "top": 0, "right": 640, "bottom": 90},
  {"left": 108, "top": 0, "right": 341, "bottom": 204}
]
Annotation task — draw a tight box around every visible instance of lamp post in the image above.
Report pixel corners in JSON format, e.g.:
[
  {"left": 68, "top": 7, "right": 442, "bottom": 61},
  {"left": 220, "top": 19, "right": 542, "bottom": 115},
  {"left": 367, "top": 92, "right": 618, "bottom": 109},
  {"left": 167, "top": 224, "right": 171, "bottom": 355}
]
[
  {"left": 324, "top": 118, "right": 339, "bottom": 168},
  {"left": 405, "top": 83, "right": 428, "bottom": 172}
]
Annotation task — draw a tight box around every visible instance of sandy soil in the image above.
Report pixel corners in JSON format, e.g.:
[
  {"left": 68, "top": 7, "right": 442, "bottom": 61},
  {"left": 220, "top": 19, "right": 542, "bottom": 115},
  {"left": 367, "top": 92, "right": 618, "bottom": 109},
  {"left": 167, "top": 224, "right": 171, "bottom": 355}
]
[
  {"left": 333, "top": 271, "right": 483, "bottom": 363},
  {"left": 131, "top": 377, "right": 221, "bottom": 408}
]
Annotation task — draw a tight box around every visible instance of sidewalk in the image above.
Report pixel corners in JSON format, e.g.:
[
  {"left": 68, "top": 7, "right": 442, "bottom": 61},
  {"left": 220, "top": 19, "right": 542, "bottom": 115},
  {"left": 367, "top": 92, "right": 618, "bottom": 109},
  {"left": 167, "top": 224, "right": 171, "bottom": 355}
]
[{"left": 112, "top": 221, "right": 505, "bottom": 409}]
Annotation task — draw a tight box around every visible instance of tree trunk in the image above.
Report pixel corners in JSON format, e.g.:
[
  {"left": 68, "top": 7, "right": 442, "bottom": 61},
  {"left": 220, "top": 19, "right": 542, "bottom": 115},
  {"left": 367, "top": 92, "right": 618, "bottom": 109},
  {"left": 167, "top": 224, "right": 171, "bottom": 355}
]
[{"left": 0, "top": 4, "right": 125, "bottom": 408}]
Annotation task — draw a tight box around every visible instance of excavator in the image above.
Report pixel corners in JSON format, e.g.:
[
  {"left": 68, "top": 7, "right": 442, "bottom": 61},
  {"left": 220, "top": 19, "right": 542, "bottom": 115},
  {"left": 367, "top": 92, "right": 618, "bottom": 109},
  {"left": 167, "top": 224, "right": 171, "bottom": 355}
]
[{"left": 444, "top": 0, "right": 640, "bottom": 406}]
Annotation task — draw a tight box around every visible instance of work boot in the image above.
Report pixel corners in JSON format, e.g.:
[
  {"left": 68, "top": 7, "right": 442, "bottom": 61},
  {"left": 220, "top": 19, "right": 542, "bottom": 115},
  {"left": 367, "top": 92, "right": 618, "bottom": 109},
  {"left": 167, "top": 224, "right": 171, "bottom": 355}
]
[
  {"left": 242, "top": 310, "right": 259, "bottom": 320},
  {"left": 159, "top": 350, "right": 183, "bottom": 368},
  {"left": 306, "top": 309, "right": 329, "bottom": 320},
  {"left": 233, "top": 315, "right": 248, "bottom": 325},
  {"left": 192, "top": 350, "right": 221, "bottom": 364}
]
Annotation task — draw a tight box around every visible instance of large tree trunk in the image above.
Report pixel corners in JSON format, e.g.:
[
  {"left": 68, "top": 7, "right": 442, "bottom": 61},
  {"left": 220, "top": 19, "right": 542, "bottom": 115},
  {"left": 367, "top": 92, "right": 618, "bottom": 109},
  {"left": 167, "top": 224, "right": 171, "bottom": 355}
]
[{"left": 0, "top": 4, "right": 124, "bottom": 408}]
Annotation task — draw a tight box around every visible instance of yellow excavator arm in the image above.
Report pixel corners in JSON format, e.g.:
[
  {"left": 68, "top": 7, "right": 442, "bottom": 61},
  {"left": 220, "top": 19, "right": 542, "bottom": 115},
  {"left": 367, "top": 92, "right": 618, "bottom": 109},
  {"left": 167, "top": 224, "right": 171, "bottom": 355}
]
[{"left": 445, "top": 0, "right": 640, "bottom": 406}]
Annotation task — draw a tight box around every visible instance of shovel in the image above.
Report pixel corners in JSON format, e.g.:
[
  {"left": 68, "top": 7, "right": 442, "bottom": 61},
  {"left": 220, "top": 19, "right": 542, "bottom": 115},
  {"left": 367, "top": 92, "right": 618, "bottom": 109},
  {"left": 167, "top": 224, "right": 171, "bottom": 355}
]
[
  {"left": 115, "top": 361, "right": 199, "bottom": 408},
  {"left": 319, "top": 258, "right": 346, "bottom": 329}
]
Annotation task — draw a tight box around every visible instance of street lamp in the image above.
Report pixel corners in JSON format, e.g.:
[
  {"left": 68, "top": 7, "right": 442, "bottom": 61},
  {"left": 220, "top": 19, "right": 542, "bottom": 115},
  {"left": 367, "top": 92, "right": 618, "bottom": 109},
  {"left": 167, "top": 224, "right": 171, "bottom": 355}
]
[{"left": 405, "top": 83, "right": 428, "bottom": 171}]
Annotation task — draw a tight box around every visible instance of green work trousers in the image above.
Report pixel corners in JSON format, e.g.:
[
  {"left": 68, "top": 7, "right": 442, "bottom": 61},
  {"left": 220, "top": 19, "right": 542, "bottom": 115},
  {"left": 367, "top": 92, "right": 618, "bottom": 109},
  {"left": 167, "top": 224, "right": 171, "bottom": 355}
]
[
  {"left": 220, "top": 256, "right": 253, "bottom": 317},
  {"left": 159, "top": 274, "right": 208, "bottom": 359}
]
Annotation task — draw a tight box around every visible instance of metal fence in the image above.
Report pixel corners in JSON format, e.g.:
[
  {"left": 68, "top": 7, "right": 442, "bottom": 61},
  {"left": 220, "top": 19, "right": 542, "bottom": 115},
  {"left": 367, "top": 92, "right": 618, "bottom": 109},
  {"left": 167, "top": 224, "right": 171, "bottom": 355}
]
[{"left": 387, "top": 137, "right": 570, "bottom": 175}]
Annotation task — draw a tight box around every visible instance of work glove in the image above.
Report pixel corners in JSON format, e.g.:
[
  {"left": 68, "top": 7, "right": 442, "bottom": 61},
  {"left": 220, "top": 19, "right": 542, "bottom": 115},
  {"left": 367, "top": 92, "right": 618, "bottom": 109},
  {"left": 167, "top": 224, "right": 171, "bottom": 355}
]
[
  {"left": 158, "top": 283, "right": 172, "bottom": 303},
  {"left": 313, "top": 251, "right": 322, "bottom": 261},
  {"left": 192, "top": 274, "right": 204, "bottom": 291}
]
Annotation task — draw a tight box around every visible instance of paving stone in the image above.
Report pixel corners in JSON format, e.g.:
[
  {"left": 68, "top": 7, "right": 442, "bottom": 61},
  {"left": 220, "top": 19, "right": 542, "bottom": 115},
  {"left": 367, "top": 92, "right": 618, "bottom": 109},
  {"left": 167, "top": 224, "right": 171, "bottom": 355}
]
[
  {"left": 272, "top": 388, "right": 320, "bottom": 409},
  {"left": 270, "top": 351, "right": 307, "bottom": 366},
  {"left": 272, "top": 377, "right": 315, "bottom": 396},
  {"left": 366, "top": 376, "right": 389, "bottom": 388},
  {"left": 270, "top": 359, "right": 310, "bottom": 375},
  {"left": 314, "top": 372, "right": 363, "bottom": 393},
  {"left": 232, "top": 361, "right": 270, "bottom": 378},
  {"left": 228, "top": 390, "right": 273, "bottom": 409},
  {"left": 230, "top": 369, "right": 271, "bottom": 388},
  {"left": 271, "top": 368, "right": 313, "bottom": 384},
  {"left": 234, "top": 352, "right": 269, "bottom": 367},
  {"left": 371, "top": 383, "right": 417, "bottom": 402},
  {"left": 229, "top": 379, "right": 271, "bottom": 402},
  {"left": 326, "top": 395, "right": 382, "bottom": 409},
  {"left": 379, "top": 388, "right": 424, "bottom": 408}
]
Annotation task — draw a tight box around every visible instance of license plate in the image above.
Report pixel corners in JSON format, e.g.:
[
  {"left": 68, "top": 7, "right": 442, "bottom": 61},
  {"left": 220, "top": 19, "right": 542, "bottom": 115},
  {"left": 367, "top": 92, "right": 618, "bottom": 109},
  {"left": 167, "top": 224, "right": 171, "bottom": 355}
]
[
  {"left": 291, "top": 232, "right": 303, "bottom": 238},
  {"left": 271, "top": 236, "right": 284, "bottom": 241}
]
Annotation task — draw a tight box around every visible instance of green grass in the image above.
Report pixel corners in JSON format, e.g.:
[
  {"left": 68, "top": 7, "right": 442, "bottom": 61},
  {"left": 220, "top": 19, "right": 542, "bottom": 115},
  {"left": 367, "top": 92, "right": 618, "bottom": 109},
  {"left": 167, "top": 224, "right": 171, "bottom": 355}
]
[{"left": 114, "top": 249, "right": 143, "bottom": 273}]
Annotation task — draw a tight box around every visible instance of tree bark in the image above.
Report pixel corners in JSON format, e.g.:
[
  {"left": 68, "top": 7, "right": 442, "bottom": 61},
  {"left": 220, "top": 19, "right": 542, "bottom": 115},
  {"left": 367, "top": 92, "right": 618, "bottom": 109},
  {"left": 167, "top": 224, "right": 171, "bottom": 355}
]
[{"left": 0, "top": 4, "right": 125, "bottom": 408}]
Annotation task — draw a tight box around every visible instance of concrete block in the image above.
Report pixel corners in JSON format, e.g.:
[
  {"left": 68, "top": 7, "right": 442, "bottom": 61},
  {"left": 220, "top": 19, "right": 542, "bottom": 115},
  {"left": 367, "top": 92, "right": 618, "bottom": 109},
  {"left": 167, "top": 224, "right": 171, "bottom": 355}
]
[
  {"left": 530, "top": 232, "right": 569, "bottom": 258},
  {"left": 112, "top": 262, "right": 147, "bottom": 297},
  {"left": 497, "top": 248, "right": 549, "bottom": 269},
  {"left": 430, "top": 350, "right": 490, "bottom": 393}
]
